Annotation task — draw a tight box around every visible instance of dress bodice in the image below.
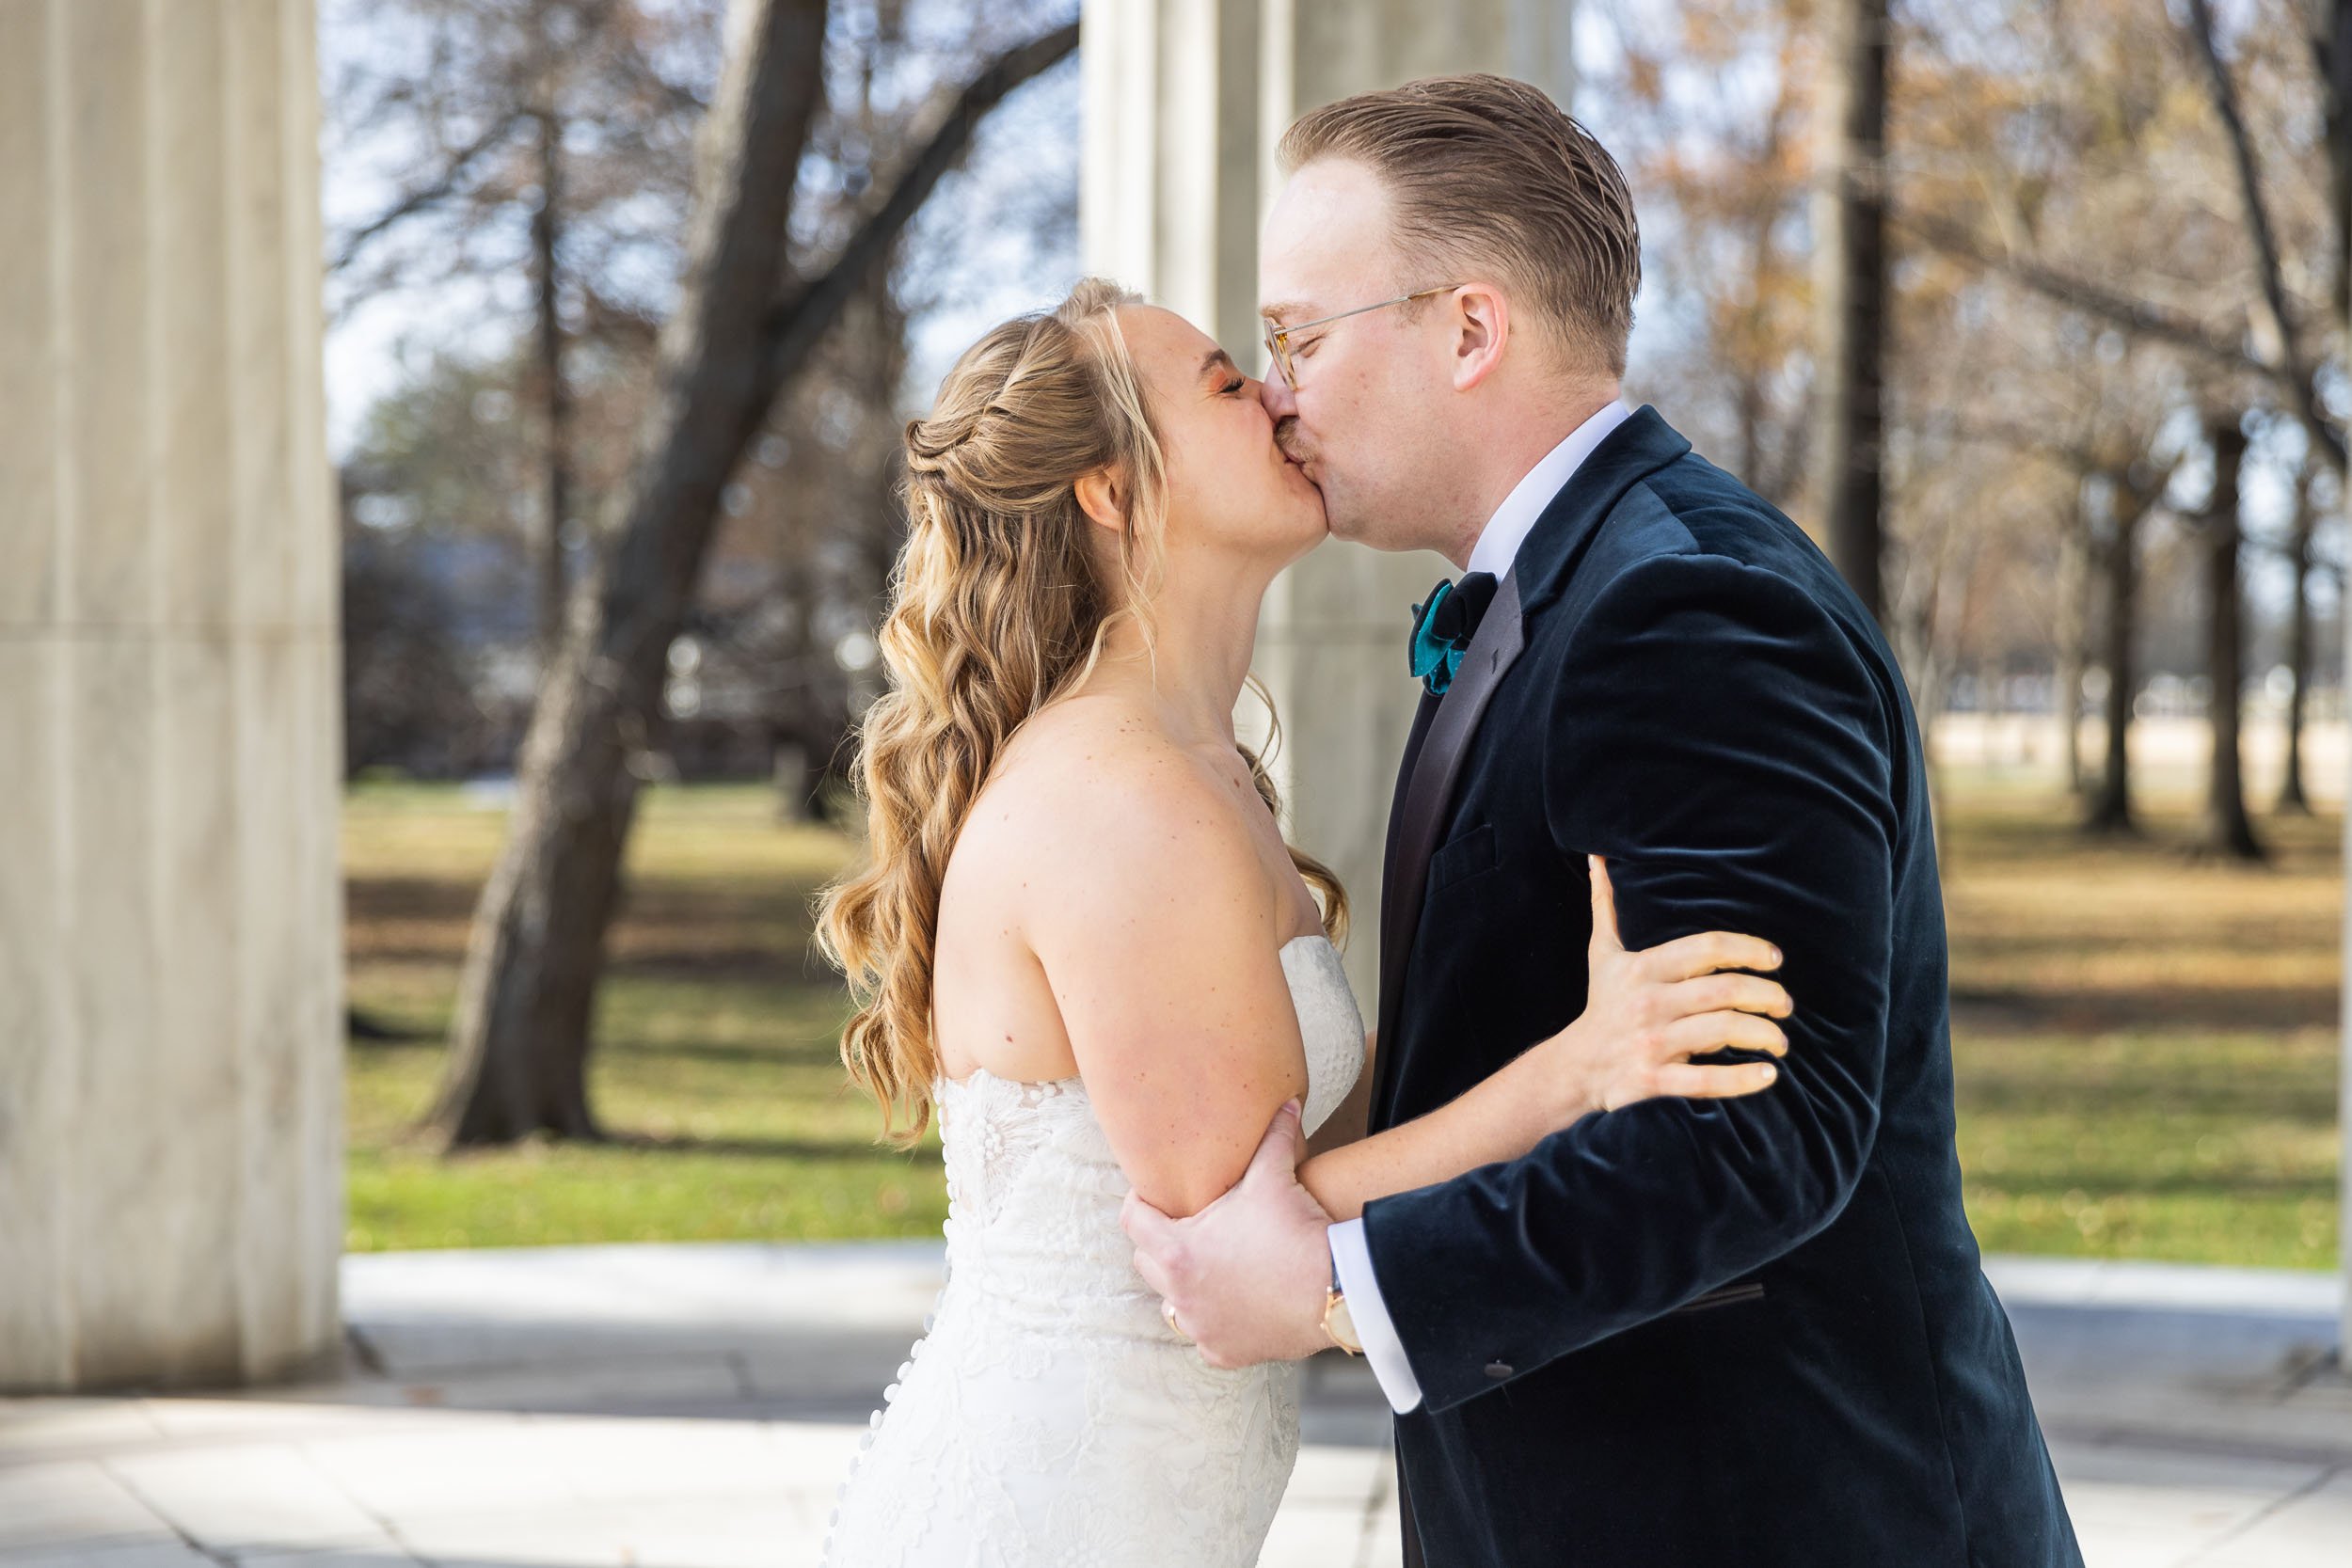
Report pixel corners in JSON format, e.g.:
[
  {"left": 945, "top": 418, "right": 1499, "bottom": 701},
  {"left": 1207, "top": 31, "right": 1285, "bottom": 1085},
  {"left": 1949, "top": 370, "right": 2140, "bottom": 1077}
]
[
  {"left": 930, "top": 933, "right": 1363, "bottom": 1333},
  {"left": 821, "top": 932, "right": 1366, "bottom": 1566}
]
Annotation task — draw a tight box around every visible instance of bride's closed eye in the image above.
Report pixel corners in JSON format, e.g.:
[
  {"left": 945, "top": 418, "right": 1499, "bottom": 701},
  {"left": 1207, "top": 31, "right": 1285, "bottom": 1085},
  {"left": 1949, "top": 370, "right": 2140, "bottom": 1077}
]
[{"left": 1221, "top": 375, "right": 1247, "bottom": 395}]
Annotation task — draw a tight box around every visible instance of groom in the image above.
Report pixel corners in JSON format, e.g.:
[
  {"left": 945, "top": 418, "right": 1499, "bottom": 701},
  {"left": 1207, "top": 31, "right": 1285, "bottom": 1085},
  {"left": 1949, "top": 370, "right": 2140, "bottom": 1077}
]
[{"left": 1121, "top": 74, "right": 2082, "bottom": 1567}]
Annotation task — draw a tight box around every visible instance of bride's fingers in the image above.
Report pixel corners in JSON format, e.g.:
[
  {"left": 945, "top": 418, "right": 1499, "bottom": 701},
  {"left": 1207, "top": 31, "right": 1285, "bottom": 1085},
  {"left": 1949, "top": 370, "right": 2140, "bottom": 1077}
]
[
  {"left": 1637, "top": 928, "right": 1783, "bottom": 983},
  {"left": 1661, "top": 972, "right": 1792, "bottom": 1021},
  {"left": 1647, "top": 1059, "right": 1781, "bottom": 1101},
  {"left": 1586, "top": 855, "right": 1623, "bottom": 958},
  {"left": 1244, "top": 1098, "right": 1306, "bottom": 1185},
  {"left": 1659, "top": 1009, "right": 1788, "bottom": 1058}
]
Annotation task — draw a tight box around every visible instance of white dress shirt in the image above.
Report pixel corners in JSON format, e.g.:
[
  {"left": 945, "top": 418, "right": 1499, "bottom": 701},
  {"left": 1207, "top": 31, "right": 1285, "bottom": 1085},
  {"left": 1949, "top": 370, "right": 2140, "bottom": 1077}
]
[{"left": 1326, "top": 397, "right": 1633, "bottom": 1415}]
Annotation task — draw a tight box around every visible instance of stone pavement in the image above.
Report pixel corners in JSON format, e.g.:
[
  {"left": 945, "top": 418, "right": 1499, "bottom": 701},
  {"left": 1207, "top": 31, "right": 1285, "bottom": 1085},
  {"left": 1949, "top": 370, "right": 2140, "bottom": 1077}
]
[{"left": 1, "top": 1243, "right": 2345, "bottom": 1566}]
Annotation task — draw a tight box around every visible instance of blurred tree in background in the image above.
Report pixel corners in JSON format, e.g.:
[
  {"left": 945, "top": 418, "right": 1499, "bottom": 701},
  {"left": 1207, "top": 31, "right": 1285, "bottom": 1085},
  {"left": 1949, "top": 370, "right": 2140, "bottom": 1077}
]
[
  {"left": 324, "top": 0, "right": 2344, "bottom": 1158},
  {"left": 317, "top": 0, "right": 1080, "bottom": 1147},
  {"left": 326, "top": 0, "right": 723, "bottom": 665},
  {"left": 1590, "top": 0, "right": 2346, "bottom": 849},
  {"left": 325, "top": 0, "right": 1076, "bottom": 816}
]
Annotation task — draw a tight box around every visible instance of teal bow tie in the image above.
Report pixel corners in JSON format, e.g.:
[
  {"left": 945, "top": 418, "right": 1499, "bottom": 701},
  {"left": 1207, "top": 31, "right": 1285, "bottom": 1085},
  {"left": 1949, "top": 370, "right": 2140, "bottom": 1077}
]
[{"left": 1407, "top": 571, "right": 1499, "bottom": 695}]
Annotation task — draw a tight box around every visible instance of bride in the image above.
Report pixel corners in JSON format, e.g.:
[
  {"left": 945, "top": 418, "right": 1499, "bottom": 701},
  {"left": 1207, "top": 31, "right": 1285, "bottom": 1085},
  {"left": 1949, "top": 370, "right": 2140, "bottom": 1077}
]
[{"left": 813, "top": 279, "right": 1792, "bottom": 1566}]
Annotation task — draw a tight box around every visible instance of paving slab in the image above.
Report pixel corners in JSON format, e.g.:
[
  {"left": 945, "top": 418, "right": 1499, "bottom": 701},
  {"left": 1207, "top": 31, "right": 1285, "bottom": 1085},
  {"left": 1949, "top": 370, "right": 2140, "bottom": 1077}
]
[
  {"left": 342, "top": 1243, "right": 949, "bottom": 1379},
  {"left": 98, "top": 1444, "right": 391, "bottom": 1556},
  {"left": 1, "top": 1246, "right": 2346, "bottom": 1566},
  {"left": 0, "top": 1461, "right": 176, "bottom": 1555},
  {"left": 2185, "top": 1468, "right": 2352, "bottom": 1566},
  {"left": 0, "top": 1544, "right": 219, "bottom": 1568}
]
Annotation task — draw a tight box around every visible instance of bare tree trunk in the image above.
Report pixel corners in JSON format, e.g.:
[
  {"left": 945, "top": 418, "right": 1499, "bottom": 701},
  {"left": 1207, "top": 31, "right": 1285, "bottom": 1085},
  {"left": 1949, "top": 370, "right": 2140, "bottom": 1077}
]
[
  {"left": 429, "top": 7, "right": 1080, "bottom": 1147},
  {"left": 1811, "top": 0, "right": 1890, "bottom": 624},
  {"left": 2311, "top": 0, "right": 2351, "bottom": 1421},
  {"left": 2304, "top": 0, "right": 2347, "bottom": 817},
  {"left": 1885, "top": 512, "right": 1963, "bottom": 859},
  {"left": 2085, "top": 491, "right": 2141, "bottom": 835},
  {"left": 433, "top": 0, "right": 833, "bottom": 1146},
  {"left": 1736, "top": 370, "right": 1766, "bottom": 501},
  {"left": 2188, "top": 0, "right": 2347, "bottom": 481},
  {"left": 532, "top": 17, "right": 572, "bottom": 671},
  {"left": 2200, "top": 412, "right": 2264, "bottom": 861},
  {"left": 2328, "top": 0, "right": 2352, "bottom": 333},
  {"left": 2280, "top": 461, "right": 2319, "bottom": 814},
  {"left": 2056, "top": 504, "right": 2090, "bottom": 798}
]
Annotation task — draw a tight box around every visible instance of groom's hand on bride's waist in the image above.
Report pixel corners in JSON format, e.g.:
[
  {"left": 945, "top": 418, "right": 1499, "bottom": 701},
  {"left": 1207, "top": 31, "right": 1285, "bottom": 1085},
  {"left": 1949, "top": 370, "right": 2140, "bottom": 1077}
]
[{"left": 1120, "top": 1098, "right": 1335, "bottom": 1370}]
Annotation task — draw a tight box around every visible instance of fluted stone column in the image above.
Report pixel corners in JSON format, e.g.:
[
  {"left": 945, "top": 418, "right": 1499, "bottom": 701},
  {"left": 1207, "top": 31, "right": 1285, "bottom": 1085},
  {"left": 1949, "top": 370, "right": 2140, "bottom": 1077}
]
[
  {"left": 1081, "top": 0, "right": 1573, "bottom": 1007},
  {"left": 0, "top": 0, "right": 343, "bottom": 1392}
]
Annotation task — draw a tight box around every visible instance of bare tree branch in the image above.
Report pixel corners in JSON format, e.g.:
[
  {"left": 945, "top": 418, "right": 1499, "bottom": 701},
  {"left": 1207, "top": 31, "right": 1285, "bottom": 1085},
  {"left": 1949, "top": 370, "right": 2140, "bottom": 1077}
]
[
  {"left": 576, "top": 277, "right": 664, "bottom": 347},
  {"left": 2313, "top": 0, "right": 2351, "bottom": 334},
  {"left": 739, "top": 19, "right": 1081, "bottom": 458},
  {"left": 1896, "top": 206, "right": 2253, "bottom": 366},
  {"left": 330, "top": 107, "right": 532, "bottom": 276},
  {"left": 2183, "top": 0, "right": 2346, "bottom": 475},
  {"left": 1897, "top": 203, "right": 2345, "bottom": 473}
]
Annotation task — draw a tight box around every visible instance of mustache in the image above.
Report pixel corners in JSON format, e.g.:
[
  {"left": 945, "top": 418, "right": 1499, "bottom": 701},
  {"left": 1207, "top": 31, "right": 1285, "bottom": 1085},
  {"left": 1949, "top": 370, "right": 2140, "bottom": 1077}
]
[{"left": 1274, "top": 416, "right": 1310, "bottom": 463}]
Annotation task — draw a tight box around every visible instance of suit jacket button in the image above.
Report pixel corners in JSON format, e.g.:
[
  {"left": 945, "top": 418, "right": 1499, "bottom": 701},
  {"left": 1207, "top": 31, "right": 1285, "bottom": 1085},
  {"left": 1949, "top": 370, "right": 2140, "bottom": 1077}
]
[{"left": 1484, "top": 1360, "right": 1512, "bottom": 1380}]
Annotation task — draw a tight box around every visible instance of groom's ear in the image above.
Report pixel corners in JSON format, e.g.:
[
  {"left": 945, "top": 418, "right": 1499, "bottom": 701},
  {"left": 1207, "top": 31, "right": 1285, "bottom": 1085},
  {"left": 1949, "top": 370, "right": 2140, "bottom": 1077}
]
[
  {"left": 1449, "top": 282, "right": 1510, "bottom": 393},
  {"left": 1074, "top": 466, "right": 1126, "bottom": 533}
]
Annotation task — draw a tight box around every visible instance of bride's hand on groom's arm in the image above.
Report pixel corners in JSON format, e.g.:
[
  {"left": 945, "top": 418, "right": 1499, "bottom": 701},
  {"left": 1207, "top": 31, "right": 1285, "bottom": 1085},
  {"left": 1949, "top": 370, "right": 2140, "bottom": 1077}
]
[
  {"left": 1115, "top": 862, "right": 1791, "bottom": 1374},
  {"left": 1544, "top": 855, "right": 1791, "bottom": 1122}
]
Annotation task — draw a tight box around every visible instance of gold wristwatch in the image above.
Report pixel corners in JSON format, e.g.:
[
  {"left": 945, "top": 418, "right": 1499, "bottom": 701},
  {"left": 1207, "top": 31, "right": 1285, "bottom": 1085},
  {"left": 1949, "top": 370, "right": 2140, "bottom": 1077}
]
[{"left": 1322, "top": 1248, "right": 1363, "bottom": 1355}]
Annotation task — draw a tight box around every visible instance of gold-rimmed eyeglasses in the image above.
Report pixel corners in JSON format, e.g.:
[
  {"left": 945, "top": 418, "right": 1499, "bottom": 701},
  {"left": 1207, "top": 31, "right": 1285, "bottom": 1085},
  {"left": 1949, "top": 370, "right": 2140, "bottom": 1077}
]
[{"left": 1261, "top": 283, "right": 1462, "bottom": 388}]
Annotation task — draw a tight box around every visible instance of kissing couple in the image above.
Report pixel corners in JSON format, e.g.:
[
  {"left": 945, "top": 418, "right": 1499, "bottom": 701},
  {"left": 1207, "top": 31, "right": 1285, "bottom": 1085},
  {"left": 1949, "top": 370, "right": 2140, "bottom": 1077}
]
[{"left": 816, "top": 71, "right": 2082, "bottom": 1568}]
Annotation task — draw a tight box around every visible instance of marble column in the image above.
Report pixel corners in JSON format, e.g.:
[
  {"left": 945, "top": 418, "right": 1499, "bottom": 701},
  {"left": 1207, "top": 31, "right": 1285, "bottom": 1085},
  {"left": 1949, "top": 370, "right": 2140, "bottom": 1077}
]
[
  {"left": 1080, "top": 0, "right": 1573, "bottom": 1008},
  {"left": 0, "top": 0, "right": 343, "bottom": 1392}
]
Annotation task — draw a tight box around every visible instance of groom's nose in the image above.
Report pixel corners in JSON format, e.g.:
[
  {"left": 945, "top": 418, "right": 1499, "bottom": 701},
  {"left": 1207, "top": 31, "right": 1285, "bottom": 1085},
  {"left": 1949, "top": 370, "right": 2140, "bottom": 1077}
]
[{"left": 1258, "top": 368, "right": 1297, "bottom": 420}]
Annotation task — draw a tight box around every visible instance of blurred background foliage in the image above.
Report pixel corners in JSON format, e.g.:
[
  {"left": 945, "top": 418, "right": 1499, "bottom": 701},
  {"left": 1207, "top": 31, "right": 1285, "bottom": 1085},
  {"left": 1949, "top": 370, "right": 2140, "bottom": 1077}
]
[{"left": 321, "top": 0, "right": 2344, "bottom": 1266}]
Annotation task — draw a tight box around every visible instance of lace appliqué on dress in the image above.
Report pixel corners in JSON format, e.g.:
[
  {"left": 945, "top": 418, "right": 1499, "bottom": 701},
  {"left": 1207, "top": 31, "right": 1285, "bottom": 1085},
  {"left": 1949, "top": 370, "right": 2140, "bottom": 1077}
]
[{"left": 820, "top": 934, "right": 1362, "bottom": 1568}]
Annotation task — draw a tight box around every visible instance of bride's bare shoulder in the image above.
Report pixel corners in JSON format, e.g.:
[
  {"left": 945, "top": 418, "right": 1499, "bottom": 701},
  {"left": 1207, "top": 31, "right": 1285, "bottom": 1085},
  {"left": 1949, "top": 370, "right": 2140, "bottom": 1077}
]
[{"left": 957, "top": 695, "right": 1258, "bottom": 908}]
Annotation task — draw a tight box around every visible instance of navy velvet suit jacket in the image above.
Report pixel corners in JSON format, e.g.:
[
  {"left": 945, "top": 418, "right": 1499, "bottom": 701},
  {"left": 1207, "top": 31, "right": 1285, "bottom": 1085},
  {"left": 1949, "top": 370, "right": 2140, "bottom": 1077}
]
[{"left": 1361, "top": 407, "right": 2082, "bottom": 1566}]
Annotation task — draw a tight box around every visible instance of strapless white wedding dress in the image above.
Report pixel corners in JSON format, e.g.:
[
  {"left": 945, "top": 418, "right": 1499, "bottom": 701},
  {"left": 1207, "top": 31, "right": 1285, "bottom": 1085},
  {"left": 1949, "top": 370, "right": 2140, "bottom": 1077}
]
[{"left": 819, "top": 933, "right": 1365, "bottom": 1568}]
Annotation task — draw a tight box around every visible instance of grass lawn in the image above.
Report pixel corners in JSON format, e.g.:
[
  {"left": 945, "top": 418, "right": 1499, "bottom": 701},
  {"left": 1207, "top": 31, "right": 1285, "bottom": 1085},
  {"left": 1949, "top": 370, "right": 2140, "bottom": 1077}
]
[
  {"left": 343, "top": 781, "right": 946, "bottom": 1253},
  {"left": 1939, "top": 773, "right": 2340, "bottom": 1269},
  {"left": 342, "top": 772, "right": 2342, "bottom": 1269}
]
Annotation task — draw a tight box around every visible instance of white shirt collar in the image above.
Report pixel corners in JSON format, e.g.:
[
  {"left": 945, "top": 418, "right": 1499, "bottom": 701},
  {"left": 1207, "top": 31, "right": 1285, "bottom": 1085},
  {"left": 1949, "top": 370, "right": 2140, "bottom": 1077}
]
[{"left": 1464, "top": 399, "right": 1634, "bottom": 580}]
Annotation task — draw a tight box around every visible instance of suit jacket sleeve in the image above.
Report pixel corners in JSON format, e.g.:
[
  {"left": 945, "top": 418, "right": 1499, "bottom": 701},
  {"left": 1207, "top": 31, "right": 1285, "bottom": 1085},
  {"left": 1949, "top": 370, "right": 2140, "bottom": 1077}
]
[{"left": 1358, "top": 544, "right": 1900, "bottom": 1416}]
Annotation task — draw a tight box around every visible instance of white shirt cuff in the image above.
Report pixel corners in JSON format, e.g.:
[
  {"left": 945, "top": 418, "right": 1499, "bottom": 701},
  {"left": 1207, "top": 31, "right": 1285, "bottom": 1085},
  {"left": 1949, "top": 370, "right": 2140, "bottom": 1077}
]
[{"left": 1327, "top": 1216, "right": 1423, "bottom": 1413}]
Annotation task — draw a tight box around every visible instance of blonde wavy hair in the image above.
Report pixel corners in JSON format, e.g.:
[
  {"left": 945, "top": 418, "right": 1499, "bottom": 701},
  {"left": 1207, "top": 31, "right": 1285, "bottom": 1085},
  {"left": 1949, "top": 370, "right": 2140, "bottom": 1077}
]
[{"left": 815, "top": 277, "right": 1347, "bottom": 1147}]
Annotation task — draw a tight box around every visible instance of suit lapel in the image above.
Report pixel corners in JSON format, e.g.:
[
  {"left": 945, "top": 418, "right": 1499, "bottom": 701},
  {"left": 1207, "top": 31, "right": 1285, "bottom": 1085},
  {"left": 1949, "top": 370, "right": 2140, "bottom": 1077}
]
[
  {"left": 1372, "top": 570, "right": 1525, "bottom": 1121},
  {"left": 1380, "top": 689, "right": 1441, "bottom": 922},
  {"left": 1366, "top": 406, "right": 1698, "bottom": 1127}
]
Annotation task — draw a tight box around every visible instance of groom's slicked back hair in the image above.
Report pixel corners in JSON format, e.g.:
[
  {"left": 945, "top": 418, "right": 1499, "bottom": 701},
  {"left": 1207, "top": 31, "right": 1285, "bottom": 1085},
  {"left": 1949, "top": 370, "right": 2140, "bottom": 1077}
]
[{"left": 1279, "top": 73, "right": 1640, "bottom": 380}]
